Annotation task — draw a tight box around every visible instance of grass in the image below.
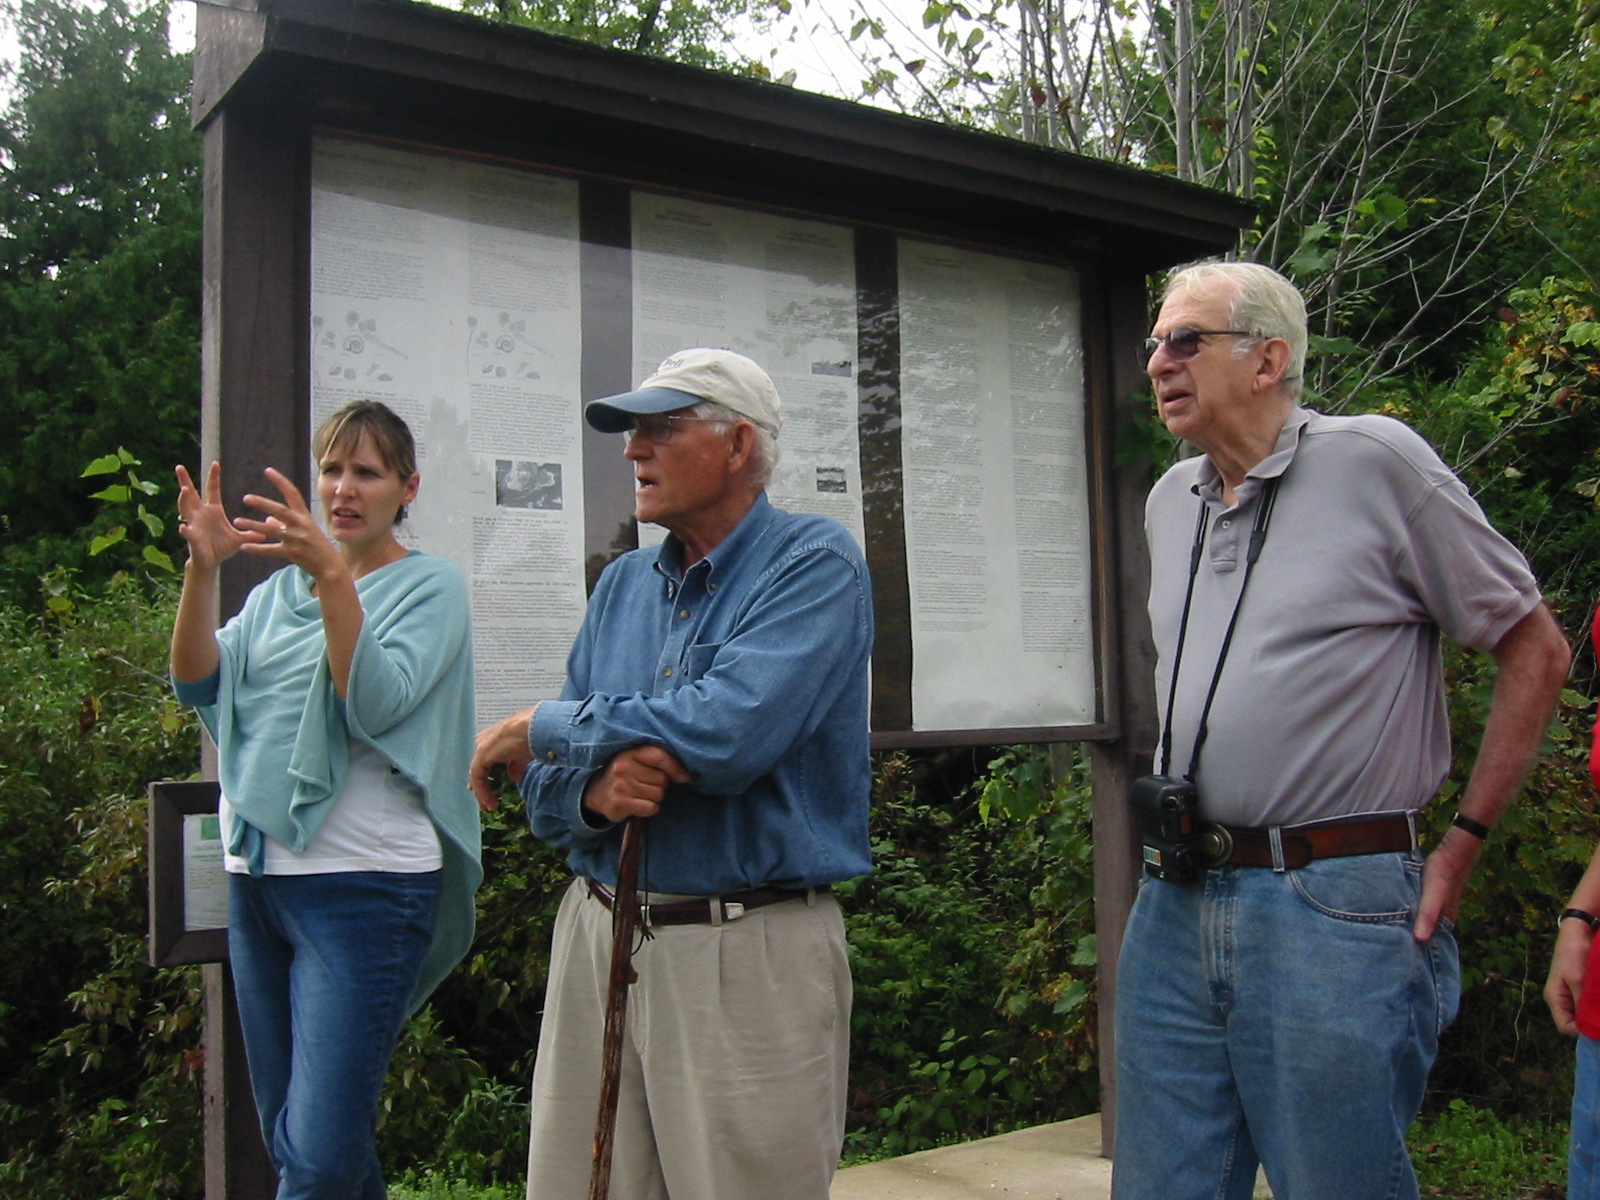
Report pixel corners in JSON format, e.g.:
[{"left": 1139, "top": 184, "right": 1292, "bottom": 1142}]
[
  {"left": 389, "top": 1173, "right": 522, "bottom": 1200},
  {"left": 1410, "top": 1100, "right": 1567, "bottom": 1200}
]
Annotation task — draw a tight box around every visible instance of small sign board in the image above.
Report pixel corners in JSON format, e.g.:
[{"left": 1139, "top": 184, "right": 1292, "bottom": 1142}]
[{"left": 148, "top": 781, "right": 229, "bottom": 966}]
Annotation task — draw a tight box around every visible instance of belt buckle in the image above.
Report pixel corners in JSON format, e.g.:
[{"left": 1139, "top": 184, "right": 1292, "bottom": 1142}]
[{"left": 1200, "top": 823, "right": 1233, "bottom": 869}]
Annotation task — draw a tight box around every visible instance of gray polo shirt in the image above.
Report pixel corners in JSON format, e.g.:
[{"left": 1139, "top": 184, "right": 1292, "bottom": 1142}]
[{"left": 1145, "top": 407, "right": 1541, "bottom": 828}]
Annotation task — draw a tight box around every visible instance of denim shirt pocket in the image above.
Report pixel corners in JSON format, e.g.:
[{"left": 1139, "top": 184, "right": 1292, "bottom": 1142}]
[{"left": 685, "top": 642, "right": 722, "bottom": 682}]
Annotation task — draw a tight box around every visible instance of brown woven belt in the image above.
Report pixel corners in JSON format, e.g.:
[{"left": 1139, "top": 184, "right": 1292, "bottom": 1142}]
[
  {"left": 586, "top": 879, "right": 825, "bottom": 927},
  {"left": 1200, "top": 813, "right": 1416, "bottom": 870}
]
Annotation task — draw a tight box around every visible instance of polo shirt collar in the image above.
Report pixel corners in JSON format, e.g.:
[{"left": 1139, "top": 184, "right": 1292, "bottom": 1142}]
[{"left": 1193, "top": 407, "right": 1313, "bottom": 503}]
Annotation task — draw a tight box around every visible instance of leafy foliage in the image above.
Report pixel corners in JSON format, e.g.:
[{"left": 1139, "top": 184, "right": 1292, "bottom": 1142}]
[
  {"left": 807, "top": 0, "right": 1599, "bottom": 393},
  {"left": 82, "top": 448, "right": 177, "bottom": 575},
  {"left": 0, "top": 567, "right": 1109, "bottom": 1193},
  {"left": 370, "top": 802, "right": 571, "bottom": 1186},
  {"left": 1319, "top": 274, "right": 1600, "bottom": 1124},
  {"left": 1363, "top": 277, "right": 1600, "bottom": 613},
  {"left": 0, "top": 572, "right": 202, "bottom": 1197},
  {"left": 1420, "top": 649, "right": 1595, "bottom": 1122},
  {"left": 840, "top": 746, "right": 1100, "bottom": 1160},
  {"left": 0, "top": 0, "right": 199, "bottom": 605},
  {"left": 390, "top": 1176, "right": 522, "bottom": 1200}
]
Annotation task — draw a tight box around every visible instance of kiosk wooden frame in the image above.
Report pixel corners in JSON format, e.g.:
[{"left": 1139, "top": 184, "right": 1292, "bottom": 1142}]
[{"left": 189, "top": 0, "right": 1252, "bottom": 1188}]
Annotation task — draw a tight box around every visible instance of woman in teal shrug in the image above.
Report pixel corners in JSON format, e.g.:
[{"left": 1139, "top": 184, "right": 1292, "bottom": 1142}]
[{"left": 170, "top": 401, "right": 481, "bottom": 1200}]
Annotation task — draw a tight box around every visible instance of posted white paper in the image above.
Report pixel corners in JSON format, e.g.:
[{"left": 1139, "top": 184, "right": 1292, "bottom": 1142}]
[
  {"left": 182, "top": 813, "right": 229, "bottom": 932},
  {"left": 630, "top": 192, "right": 866, "bottom": 550},
  {"left": 310, "top": 138, "right": 588, "bottom": 720},
  {"left": 898, "top": 240, "right": 1096, "bottom": 730}
]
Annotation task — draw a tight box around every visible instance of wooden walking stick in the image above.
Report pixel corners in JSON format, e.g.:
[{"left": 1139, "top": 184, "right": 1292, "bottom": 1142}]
[{"left": 589, "top": 817, "right": 649, "bottom": 1200}]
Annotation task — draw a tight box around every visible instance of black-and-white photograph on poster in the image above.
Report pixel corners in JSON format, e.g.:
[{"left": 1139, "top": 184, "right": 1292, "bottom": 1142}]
[{"left": 496, "top": 459, "right": 564, "bottom": 510}]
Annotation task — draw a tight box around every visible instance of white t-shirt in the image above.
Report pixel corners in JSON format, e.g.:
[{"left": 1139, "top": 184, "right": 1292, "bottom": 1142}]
[{"left": 221, "top": 739, "right": 441, "bottom": 875}]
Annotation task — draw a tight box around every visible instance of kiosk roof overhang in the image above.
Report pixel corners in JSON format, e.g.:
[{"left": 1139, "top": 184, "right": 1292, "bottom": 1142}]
[{"left": 193, "top": 0, "right": 1254, "bottom": 270}]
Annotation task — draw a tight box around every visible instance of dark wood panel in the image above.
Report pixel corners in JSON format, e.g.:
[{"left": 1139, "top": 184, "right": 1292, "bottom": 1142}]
[
  {"left": 579, "top": 179, "right": 639, "bottom": 589},
  {"left": 203, "top": 105, "right": 311, "bottom": 621}
]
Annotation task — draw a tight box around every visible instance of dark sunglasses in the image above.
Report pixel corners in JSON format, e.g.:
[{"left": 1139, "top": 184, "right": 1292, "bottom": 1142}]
[{"left": 1139, "top": 327, "right": 1255, "bottom": 368}]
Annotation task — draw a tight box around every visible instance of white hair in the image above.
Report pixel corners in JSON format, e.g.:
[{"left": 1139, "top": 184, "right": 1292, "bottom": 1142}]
[
  {"left": 1164, "top": 260, "right": 1308, "bottom": 400},
  {"left": 692, "top": 400, "right": 779, "bottom": 488}
]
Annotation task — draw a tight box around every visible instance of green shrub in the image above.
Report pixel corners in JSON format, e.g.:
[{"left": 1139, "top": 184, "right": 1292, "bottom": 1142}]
[
  {"left": 1420, "top": 644, "right": 1598, "bottom": 1122},
  {"left": 1371, "top": 277, "right": 1600, "bottom": 616},
  {"left": 1348, "top": 275, "right": 1600, "bottom": 1126},
  {"left": 0, "top": 571, "right": 203, "bottom": 1197},
  {"left": 840, "top": 745, "right": 1100, "bottom": 1161}
]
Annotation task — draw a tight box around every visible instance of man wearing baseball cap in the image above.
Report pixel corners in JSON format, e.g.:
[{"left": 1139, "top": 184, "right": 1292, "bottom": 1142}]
[{"left": 471, "top": 348, "right": 874, "bottom": 1200}]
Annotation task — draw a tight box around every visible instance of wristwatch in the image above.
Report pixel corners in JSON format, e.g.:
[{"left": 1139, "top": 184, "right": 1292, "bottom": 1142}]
[{"left": 1561, "top": 908, "right": 1600, "bottom": 932}]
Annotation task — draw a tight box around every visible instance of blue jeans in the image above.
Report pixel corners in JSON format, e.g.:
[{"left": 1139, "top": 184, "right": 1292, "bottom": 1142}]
[
  {"left": 1572, "top": 1036, "right": 1600, "bottom": 1198},
  {"left": 228, "top": 871, "right": 441, "bottom": 1200},
  {"left": 1111, "top": 853, "right": 1459, "bottom": 1200}
]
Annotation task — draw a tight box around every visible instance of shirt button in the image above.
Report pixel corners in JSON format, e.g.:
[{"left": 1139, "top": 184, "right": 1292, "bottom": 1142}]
[
  {"left": 666, "top": 584, "right": 676, "bottom": 598},
  {"left": 545, "top": 750, "right": 557, "bottom": 762},
  {"left": 679, "top": 609, "right": 690, "bottom": 619},
  {"left": 663, "top": 667, "right": 674, "bottom": 678},
  {"left": 1221, "top": 519, "right": 1232, "bottom": 529},
  {"left": 708, "top": 582, "right": 717, "bottom": 592}
]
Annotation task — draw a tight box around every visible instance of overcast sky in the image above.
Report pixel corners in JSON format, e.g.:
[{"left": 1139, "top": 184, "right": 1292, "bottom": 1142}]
[{"left": 0, "top": 0, "right": 965, "bottom": 115}]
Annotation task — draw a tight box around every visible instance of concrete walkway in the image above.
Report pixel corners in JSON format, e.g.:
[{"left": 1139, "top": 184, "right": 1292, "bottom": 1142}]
[{"left": 831, "top": 1114, "right": 1111, "bottom": 1200}]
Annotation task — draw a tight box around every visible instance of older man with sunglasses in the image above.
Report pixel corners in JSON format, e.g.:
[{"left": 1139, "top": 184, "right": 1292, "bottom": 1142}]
[
  {"left": 1113, "top": 261, "right": 1569, "bottom": 1200},
  {"left": 470, "top": 348, "right": 872, "bottom": 1200}
]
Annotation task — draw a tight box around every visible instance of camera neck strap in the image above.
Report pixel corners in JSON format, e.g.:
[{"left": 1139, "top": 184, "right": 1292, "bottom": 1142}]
[{"left": 1157, "top": 475, "right": 1281, "bottom": 779}]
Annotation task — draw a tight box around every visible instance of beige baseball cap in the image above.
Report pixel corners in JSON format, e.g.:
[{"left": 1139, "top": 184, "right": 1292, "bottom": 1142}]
[{"left": 584, "top": 348, "right": 782, "bottom": 437}]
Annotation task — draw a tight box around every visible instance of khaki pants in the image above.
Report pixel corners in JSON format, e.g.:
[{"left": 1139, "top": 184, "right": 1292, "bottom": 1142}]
[{"left": 526, "top": 878, "right": 852, "bottom": 1200}]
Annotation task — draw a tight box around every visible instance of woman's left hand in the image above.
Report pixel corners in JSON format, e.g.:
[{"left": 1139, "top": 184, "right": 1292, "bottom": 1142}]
[{"left": 236, "top": 468, "right": 347, "bottom": 583}]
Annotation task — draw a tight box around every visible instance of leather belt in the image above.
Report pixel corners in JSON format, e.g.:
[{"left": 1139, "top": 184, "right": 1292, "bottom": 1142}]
[
  {"left": 1200, "top": 813, "right": 1415, "bottom": 870},
  {"left": 586, "top": 879, "right": 824, "bottom": 927}
]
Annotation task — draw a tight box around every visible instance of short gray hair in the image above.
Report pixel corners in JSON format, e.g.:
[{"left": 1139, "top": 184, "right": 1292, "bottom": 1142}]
[
  {"left": 692, "top": 400, "right": 780, "bottom": 488},
  {"left": 1164, "top": 260, "right": 1307, "bottom": 400}
]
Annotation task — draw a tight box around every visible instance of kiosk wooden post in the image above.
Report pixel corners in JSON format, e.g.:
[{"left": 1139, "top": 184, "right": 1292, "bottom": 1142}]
[{"left": 202, "top": 964, "right": 276, "bottom": 1199}]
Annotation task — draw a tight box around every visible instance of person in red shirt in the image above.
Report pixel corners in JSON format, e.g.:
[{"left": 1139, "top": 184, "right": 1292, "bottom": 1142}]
[{"left": 1546, "top": 605, "right": 1600, "bottom": 1198}]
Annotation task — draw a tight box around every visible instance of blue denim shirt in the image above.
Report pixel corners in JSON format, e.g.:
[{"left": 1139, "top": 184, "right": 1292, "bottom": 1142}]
[{"left": 522, "top": 493, "right": 874, "bottom": 894}]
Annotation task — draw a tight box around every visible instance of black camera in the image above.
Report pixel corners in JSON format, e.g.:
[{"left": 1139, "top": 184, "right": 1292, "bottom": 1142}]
[{"left": 1130, "top": 773, "right": 1204, "bottom": 885}]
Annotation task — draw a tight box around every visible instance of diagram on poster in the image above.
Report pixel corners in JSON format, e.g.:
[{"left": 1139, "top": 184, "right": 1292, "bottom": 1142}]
[
  {"left": 310, "top": 138, "right": 588, "bottom": 720},
  {"left": 898, "top": 240, "right": 1095, "bottom": 730}
]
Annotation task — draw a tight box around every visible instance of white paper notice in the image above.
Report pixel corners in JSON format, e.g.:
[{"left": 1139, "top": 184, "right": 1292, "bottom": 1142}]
[
  {"left": 182, "top": 813, "right": 229, "bottom": 932},
  {"left": 898, "top": 241, "right": 1095, "bottom": 730},
  {"left": 630, "top": 192, "right": 865, "bottom": 550},
  {"left": 310, "top": 138, "right": 588, "bottom": 721}
]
